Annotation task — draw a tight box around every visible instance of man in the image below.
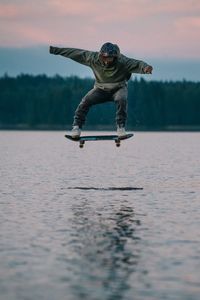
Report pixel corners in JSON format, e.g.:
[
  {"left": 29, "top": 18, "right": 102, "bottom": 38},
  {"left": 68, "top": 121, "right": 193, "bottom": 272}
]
[{"left": 49, "top": 42, "right": 153, "bottom": 138}]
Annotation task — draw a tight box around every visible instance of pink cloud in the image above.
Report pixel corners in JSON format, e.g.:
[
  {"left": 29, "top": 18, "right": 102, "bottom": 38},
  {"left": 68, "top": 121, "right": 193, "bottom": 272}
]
[
  {"left": 0, "top": 0, "right": 200, "bottom": 59},
  {"left": 49, "top": 0, "right": 200, "bottom": 19},
  {"left": 0, "top": 4, "right": 22, "bottom": 18},
  {"left": 176, "top": 16, "right": 200, "bottom": 30},
  {"left": 49, "top": 0, "right": 96, "bottom": 16},
  {"left": 0, "top": 22, "right": 53, "bottom": 47}
]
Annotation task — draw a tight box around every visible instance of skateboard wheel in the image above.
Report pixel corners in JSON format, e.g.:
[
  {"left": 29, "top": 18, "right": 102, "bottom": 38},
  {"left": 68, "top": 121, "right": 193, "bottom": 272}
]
[
  {"left": 79, "top": 141, "right": 85, "bottom": 148},
  {"left": 115, "top": 139, "right": 120, "bottom": 147}
]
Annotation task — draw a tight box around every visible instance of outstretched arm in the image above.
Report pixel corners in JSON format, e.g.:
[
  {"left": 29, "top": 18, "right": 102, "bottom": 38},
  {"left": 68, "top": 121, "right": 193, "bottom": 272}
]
[
  {"left": 49, "top": 46, "right": 94, "bottom": 66},
  {"left": 124, "top": 55, "right": 153, "bottom": 74}
]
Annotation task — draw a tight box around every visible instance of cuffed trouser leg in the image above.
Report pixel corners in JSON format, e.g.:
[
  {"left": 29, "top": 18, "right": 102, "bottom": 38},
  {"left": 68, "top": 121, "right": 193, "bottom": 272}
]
[
  {"left": 73, "top": 87, "right": 112, "bottom": 128},
  {"left": 113, "top": 86, "right": 128, "bottom": 126}
]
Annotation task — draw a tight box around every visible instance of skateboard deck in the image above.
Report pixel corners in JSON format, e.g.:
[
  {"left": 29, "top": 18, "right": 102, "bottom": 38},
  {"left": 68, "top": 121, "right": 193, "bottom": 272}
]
[{"left": 65, "top": 133, "right": 133, "bottom": 148}]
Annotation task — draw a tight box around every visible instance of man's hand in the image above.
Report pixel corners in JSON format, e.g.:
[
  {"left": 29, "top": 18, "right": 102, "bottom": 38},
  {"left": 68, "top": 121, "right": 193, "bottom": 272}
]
[{"left": 143, "top": 65, "right": 153, "bottom": 74}]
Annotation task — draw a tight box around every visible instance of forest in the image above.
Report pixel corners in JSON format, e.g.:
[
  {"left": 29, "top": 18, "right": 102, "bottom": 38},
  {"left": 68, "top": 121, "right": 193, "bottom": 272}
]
[{"left": 0, "top": 74, "right": 200, "bottom": 130}]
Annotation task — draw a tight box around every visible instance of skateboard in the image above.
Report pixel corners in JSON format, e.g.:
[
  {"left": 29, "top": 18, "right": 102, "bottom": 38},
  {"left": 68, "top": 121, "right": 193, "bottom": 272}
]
[{"left": 65, "top": 133, "right": 134, "bottom": 148}]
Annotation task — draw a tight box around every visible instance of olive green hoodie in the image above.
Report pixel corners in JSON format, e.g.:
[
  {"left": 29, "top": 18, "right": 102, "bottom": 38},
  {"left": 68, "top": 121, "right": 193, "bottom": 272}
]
[{"left": 49, "top": 46, "right": 149, "bottom": 90}]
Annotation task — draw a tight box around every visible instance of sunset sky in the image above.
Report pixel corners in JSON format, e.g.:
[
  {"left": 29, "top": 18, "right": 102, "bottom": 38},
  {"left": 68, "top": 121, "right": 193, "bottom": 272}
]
[{"left": 0, "top": 0, "right": 200, "bottom": 80}]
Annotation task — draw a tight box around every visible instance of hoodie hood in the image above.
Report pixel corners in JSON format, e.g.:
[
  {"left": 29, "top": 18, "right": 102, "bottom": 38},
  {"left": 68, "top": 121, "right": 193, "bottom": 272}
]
[
  {"left": 98, "top": 42, "right": 120, "bottom": 66},
  {"left": 99, "top": 42, "right": 120, "bottom": 57}
]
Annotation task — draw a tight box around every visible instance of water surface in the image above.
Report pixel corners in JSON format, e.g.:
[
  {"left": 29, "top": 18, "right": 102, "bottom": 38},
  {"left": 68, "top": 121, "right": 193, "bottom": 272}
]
[{"left": 0, "top": 131, "right": 200, "bottom": 300}]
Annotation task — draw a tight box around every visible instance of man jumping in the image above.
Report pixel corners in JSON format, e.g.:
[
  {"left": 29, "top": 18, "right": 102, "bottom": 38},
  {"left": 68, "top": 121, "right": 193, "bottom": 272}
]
[{"left": 49, "top": 42, "right": 153, "bottom": 138}]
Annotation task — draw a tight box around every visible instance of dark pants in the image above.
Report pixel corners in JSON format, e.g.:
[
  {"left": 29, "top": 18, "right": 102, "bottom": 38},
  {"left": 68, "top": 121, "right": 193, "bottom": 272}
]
[{"left": 73, "top": 86, "right": 128, "bottom": 128}]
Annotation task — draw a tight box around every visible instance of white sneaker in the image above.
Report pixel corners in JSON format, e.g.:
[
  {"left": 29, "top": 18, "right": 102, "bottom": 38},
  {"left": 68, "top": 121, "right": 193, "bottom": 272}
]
[
  {"left": 117, "top": 125, "right": 127, "bottom": 138},
  {"left": 71, "top": 126, "right": 81, "bottom": 138}
]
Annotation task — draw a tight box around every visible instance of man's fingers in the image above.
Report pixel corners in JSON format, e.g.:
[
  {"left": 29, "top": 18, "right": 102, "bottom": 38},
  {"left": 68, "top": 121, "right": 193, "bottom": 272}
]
[{"left": 144, "top": 66, "right": 153, "bottom": 74}]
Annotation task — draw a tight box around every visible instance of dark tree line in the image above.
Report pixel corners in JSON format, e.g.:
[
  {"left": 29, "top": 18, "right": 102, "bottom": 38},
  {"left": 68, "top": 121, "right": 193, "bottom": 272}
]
[{"left": 0, "top": 74, "right": 200, "bottom": 130}]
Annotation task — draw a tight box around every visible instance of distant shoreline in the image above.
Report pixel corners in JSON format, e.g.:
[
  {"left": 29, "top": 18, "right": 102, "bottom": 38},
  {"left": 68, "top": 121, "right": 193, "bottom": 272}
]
[
  {"left": 1, "top": 125, "right": 200, "bottom": 132},
  {"left": 1, "top": 76, "right": 200, "bottom": 131}
]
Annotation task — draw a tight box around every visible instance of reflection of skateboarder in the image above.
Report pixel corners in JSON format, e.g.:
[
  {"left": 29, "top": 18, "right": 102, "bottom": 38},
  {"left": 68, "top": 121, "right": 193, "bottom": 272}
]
[{"left": 49, "top": 42, "right": 153, "bottom": 138}]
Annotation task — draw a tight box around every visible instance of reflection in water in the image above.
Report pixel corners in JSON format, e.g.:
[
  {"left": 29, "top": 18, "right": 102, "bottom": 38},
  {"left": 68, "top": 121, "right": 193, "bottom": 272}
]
[
  {"left": 69, "top": 198, "right": 142, "bottom": 300},
  {"left": 68, "top": 187, "right": 143, "bottom": 191}
]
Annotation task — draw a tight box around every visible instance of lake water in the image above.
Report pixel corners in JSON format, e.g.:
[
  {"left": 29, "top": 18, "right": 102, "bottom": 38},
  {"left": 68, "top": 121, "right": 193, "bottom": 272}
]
[{"left": 0, "top": 131, "right": 200, "bottom": 300}]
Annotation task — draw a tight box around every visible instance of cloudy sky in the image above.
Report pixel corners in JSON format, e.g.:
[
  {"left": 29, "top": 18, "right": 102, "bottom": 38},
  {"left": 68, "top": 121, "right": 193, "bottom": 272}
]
[{"left": 0, "top": 0, "right": 200, "bottom": 80}]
